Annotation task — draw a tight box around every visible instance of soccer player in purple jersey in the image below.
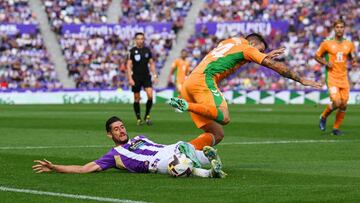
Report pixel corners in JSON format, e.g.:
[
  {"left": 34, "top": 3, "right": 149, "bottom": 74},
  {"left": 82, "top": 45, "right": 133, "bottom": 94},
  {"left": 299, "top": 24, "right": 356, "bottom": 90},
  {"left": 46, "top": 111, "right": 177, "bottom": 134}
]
[{"left": 32, "top": 116, "right": 226, "bottom": 178}]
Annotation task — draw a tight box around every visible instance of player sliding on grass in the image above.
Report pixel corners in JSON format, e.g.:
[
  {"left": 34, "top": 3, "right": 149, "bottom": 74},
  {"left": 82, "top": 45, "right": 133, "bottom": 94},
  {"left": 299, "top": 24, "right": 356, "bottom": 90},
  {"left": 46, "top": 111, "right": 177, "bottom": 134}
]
[
  {"left": 169, "top": 33, "right": 322, "bottom": 150},
  {"left": 315, "top": 19, "right": 358, "bottom": 136},
  {"left": 32, "top": 116, "right": 226, "bottom": 178}
]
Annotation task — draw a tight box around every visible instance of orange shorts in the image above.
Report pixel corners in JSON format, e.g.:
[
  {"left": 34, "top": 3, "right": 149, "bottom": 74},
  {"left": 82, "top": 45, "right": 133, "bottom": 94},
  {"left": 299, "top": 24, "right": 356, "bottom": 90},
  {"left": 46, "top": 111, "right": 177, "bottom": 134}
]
[
  {"left": 181, "top": 73, "right": 228, "bottom": 128},
  {"left": 327, "top": 82, "right": 349, "bottom": 103}
]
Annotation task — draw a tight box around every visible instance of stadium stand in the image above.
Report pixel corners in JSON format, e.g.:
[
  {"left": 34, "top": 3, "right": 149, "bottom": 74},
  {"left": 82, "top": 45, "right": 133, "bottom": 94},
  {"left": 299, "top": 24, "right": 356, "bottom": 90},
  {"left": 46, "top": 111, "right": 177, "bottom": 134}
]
[
  {"left": 0, "top": 1, "right": 61, "bottom": 90},
  {"left": 42, "top": 0, "right": 111, "bottom": 33},
  {"left": 0, "top": 0, "right": 37, "bottom": 24},
  {"left": 120, "top": 0, "right": 192, "bottom": 33}
]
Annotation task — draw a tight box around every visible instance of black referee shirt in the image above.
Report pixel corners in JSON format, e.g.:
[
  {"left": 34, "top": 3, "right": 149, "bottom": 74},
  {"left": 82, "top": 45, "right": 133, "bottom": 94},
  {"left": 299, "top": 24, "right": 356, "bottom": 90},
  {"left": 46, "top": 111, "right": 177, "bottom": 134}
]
[{"left": 129, "top": 46, "right": 153, "bottom": 76}]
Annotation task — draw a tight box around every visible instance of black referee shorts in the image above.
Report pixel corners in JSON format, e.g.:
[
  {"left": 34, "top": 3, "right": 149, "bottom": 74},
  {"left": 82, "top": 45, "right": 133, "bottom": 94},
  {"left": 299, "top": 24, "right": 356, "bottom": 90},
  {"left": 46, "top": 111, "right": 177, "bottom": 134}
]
[{"left": 132, "top": 75, "right": 152, "bottom": 93}]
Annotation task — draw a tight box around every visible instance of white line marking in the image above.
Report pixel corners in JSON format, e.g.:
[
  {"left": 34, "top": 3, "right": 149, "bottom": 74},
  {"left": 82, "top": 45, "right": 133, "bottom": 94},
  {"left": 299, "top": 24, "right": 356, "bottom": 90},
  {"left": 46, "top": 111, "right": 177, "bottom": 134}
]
[
  {"left": 0, "top": 186, "right": 149, "bottom": 203},
  {"left": 220, "top": 139, "right": 355, "bottom": 145},
  {"left": 0, "top": 140, "right": 355, "bottom": 150}
]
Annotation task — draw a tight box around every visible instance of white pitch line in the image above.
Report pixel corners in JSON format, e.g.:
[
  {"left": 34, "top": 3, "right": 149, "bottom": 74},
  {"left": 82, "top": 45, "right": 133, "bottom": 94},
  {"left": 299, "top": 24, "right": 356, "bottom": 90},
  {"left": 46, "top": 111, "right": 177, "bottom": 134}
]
[
  {"left": 0, "top": 140, "right": 355, "bottom": 150},
  {"left": 220, "top": 139, "right": 355, "bottom": 145},
  {"left": 0, "top": 186, "right": 149, "bottom": 203}
]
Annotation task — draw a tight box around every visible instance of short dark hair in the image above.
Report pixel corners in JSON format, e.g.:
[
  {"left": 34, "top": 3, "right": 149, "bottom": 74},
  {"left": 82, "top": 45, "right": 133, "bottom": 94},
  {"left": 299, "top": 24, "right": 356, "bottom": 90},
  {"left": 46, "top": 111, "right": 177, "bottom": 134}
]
[
  {"left": 134, "top": 32, "right": 144, "bottom": 38},
  {"left": 333, "top": 19, "right": 345, "bottom": 27},
  {"left": 105, "top": 116, "right": 123, "bottom": 132},
  {"left": 245, "top": 33, "right": 268, "bottom": 51}
]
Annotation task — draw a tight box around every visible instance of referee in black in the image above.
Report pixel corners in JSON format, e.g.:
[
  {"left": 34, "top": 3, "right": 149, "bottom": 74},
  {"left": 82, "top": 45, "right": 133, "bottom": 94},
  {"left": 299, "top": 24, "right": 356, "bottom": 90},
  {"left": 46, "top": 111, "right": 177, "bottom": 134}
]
[{"left": 127, "top": 32, "right": 158, "bottom": 126}]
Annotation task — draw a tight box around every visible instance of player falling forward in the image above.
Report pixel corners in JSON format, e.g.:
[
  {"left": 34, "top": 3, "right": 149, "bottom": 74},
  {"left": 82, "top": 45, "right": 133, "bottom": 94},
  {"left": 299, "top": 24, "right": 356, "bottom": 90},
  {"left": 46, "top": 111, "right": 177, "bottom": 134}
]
[
  {"left": 315, "top": 19, "right": 358, "bottom": 136},
  {"left": 32, "top": 116, "right": 226, "bottom": 178},
  {"left": 168, "top": 49, "right": 191, "bottom": 97},
  {"left": 170, "top": 33, "right": 322, "bottom": 150}
]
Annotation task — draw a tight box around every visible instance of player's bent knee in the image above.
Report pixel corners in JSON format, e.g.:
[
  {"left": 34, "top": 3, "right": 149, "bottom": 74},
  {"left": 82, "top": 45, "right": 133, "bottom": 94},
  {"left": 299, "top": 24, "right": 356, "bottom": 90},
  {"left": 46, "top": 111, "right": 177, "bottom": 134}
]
[
  {"left": 214, "top": 132, "right": 224, "bottom": 144},
  {"left": 222, "top": 116, "right": 230, "bottom": 125}
]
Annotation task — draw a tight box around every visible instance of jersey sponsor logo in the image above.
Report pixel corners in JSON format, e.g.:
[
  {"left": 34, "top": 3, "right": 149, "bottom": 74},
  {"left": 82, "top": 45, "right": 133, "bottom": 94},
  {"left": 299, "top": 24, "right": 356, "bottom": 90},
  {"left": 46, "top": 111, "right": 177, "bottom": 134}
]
[
  {"left": 129, "top": 139, "right": 146, "bottom": 151},
  {"left": 134, "top": 54, "right": 141, "bottom": 61}
]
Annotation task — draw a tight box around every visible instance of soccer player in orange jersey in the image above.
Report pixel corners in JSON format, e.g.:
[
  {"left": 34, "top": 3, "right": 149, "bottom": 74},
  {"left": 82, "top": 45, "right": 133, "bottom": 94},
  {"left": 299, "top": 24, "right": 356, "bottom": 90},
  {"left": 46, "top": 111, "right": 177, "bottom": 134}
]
[
  {"left": 168, "top": 49, "right": 191, "bottom": 97},
  {"left": 169, "top": 33, "right": 322, "bottom": 150},
  {"left": 315, "top": 19, "right": 358, "bottom": 136}
]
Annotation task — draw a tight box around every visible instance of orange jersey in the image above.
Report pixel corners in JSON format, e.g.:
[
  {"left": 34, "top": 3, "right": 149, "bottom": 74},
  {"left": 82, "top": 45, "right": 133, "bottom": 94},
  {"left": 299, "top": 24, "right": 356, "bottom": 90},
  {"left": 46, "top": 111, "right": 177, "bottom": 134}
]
[
  {"left": 171, "top": 58, "right": 190, "bottom": 85},
  {"left": 316, "top": 37, "right": 355, "bottom": 88},
  {"left": 191, "top": 37, "right": 267, "bottom": 83}
]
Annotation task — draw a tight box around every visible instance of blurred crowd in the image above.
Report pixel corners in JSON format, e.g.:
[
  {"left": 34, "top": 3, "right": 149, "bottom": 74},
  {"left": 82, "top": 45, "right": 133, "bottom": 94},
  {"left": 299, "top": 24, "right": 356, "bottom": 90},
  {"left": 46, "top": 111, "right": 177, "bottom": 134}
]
[
  {"left": 0, "top": 1, "right": 61, "bottom": 90},
  {"left": 186, "top": 0, "right": 360, "bottom": 90},
  {"left": 43, "top": 0, "right": 111, "bottom": 33},
  {"left": 0, "top": 0, "right": 37, "bottom": 24},
  {"left": 120, "top": 0, "right": 192, "bottom": 33},
  {"left": 0, "top": 32, "right": 62, "bottom": 90}
]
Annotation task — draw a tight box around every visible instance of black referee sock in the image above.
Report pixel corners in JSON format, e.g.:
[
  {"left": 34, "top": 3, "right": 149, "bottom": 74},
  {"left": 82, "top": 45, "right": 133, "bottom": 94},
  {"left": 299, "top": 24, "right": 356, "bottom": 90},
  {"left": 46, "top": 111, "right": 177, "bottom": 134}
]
[
  {"left": 133, "top": 102, "right": 141, "bottom": 120},
  {"left": 145, "top": 99, "right": 153, "bottom": 118}
]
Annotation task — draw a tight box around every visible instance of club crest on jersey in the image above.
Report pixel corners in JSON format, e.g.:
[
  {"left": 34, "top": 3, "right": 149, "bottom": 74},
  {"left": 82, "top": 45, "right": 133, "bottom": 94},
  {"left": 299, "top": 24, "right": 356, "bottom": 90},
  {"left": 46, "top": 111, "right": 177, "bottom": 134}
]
[
  {"left": 145, "top": 53, "right": 149, "bottom": 58},
  {"left": 134, "top": 54, "right": 141, "bottom": 61}
]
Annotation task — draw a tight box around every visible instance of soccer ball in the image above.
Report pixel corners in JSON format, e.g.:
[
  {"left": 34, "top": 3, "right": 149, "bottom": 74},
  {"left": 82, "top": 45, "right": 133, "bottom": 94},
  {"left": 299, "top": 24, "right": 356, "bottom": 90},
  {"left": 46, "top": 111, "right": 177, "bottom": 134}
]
[{"left": 167, "top": 153, "right": 193, "bottom": 177}]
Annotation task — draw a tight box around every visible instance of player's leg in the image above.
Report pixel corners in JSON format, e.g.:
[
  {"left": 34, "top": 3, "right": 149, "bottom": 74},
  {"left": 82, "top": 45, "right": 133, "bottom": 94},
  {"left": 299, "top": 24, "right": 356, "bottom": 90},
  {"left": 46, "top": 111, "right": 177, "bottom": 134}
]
[
  {"left": 143, "top": 76, "right": 153, "bottom": 125},
  {"left": 192, "top": 161, "right": 227, "bottom": 178},
  {"left": 192, "top": 147, "right": 227, "bottom": 178},
  {"left": 320, "top": 86, "right": 340, "bottom": 131},
  {"left": 332, "top": 88, "right": 349, "bottom": 135},
  {"left": 170, "top": 76, "right": 230, "bottom": 125},
  {"left": 176, "top": 83, "right": 182, "bottom": 97},
  {"left": 189, "top": 120, "right": 224, "bottom": 150},
  {"left": 171, "top": 98, "right": 230, "bottom": 124},
  {"left": 132, "top": 79, "right": 142, "bottom": 125}
]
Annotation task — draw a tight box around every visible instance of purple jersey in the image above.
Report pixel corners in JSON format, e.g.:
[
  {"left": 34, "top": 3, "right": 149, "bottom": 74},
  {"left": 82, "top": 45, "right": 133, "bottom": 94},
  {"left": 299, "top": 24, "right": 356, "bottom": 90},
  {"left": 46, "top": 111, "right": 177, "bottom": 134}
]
[{"left": 94, "top": 135, "right": 165, "bottom": 173}]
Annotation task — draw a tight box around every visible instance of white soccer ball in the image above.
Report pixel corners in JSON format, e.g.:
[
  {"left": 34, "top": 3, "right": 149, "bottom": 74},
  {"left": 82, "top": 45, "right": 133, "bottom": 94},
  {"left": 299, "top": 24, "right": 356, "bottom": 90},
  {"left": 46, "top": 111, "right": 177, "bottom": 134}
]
[{"left": 167, "top": 153, "right": 193, "bottom": 177}]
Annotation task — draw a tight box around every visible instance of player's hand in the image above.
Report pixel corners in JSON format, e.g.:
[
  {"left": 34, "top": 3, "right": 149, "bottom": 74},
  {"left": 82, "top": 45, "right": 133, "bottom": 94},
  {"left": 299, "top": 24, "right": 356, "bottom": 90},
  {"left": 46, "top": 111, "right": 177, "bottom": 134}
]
[
  {"left": 153, "top": 77, "right": 159, "bottom": 85},
  {"left": 129, "top": 79, "right": 135, "bottom": 86},
  {"left": 267, "top": 47, "right": 285, "bottom": 59},
  {"left": 326, "top": 62, "right": 333, "bottom": 69},
  {"left": 301, "top": 79, "right": 322, "bottom": 89},
  {"left": 32, "top": 159, "right": 54, "bottom": 173},
  {"left": 352, "top": 60, "right": 358, "bottom": 67}
]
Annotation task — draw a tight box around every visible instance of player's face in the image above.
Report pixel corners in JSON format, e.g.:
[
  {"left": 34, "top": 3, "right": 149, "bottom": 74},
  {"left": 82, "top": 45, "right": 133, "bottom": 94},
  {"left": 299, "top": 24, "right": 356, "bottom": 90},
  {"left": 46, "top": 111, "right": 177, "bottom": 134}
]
[
  {"left": 109, "top": 121, "right": 128, "bottom": 144},
  {"left": 181, "top": 51, "right": 188, "bottom": 58},
  {"left": 334, "top": 23, "right": 345, "bottom": 38},
  {"left": 251, "top": 41, "right": 266, "bottom": 53},
  {"left": 135, "top": 35, "right": 145, "bottom": 47}
]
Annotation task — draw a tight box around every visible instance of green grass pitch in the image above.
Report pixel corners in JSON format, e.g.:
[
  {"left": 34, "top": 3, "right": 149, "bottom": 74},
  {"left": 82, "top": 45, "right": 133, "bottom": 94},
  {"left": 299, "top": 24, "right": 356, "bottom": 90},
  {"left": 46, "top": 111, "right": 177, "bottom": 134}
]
[{"left": 0, "top": 104, "right": 359, "bottom": 203}]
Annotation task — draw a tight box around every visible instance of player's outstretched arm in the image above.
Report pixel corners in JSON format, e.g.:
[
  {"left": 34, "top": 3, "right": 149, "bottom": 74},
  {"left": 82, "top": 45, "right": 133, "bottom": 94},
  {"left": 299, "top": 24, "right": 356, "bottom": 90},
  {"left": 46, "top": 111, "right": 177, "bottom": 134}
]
[
  {"left": 261, "top": 56, "right": 322, "bottom": 89},
  {"left": 32, "top": 159, "right": 102, "bottom": 174}
]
